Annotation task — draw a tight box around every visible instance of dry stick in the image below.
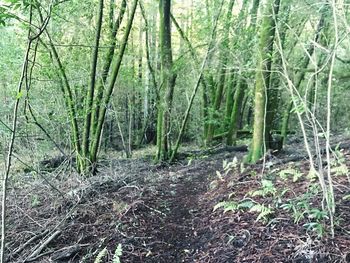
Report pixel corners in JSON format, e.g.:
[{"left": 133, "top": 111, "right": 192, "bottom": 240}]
[
  {"left": 23, "top": 201, "right": 81, "bottom": 262},
  {"left": 170, "top": 0, "right": 224, "bottom": 162},
  {"left": 0, "top": 119, "right": 12, "bottom": 133},
  {"left": 325, "top": 0, "right": 339, "bottom": 238},
  {"left": 1, "top": 5, "right": 53, "bottom": 262},
  {"left": 1, "top": 24, "right": 33, "bottom": 263},
  {"left": 25, "top": 250, "right": 54, "bottom": 262},
  {"left": 25, "top": 230, "right": 62, "bottom": 262},
  {"left": 11, "top": 230, "right": 49, "bottom": 259},
  {"left": 274, "top": 13, "right": 336, "bottom": 231}
]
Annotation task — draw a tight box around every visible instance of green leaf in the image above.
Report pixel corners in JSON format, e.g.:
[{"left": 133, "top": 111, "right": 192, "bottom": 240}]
[
  {"left": 16, "top": 91, "right": 24, "bottom": 99},
  {"left": 113, "top": 244, "right": 122, "bottom": 263},
  {"left": 237, "top": 200, "right": 254, "bottom": 209},
  {"left": 213, "top": 201, "right": 238, "bottom": 213},
  {"left": 343, "top": 194, "right": 350, "bottom": 200},
  {"left": 94, "top": 247, "right": 107, "bottom": 263}
]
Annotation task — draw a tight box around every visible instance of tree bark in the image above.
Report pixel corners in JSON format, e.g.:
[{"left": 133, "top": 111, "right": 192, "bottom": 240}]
[
  {"left": 156, "top": 0, "right": 176, "bottom": 161},
  {"left": 90, "top": 0, "right": 138, "bottom": 166},
  {"left": 248, "top": 0, "right": 280, "bottom": 163},
  {"left": 206, "top": 0, "right": 236, "bottom": 144},
  {"left": 81, "top": 0, "right": 104, "bottom": 173}
]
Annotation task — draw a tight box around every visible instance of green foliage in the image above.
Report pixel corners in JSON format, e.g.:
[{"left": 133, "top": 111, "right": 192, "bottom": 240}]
[
  {"left": 112, "top": 244, "right": 123, "bottom": 263},
  {"left": 213, "top": 201, "right": 238, "bottom": 213},
  {"left": 280, "top": 183, "right": 329, "bottom": 237},
  {"left": 249, "top": 203, "right": 274, "bottom": 223},
  {"left": 213, "top": 198, "right": 274, "bottom": 223},
  {"left": 94, "top": 247, "right": 107, "bottom": 263},
  {"left": 279, "top": 168, "right": 303, "bottom": 182},
  {"left": 249, "top": 179, "right": 276, "bottom": 197},
  {"left": 303, "top": 222, "right": 325, "bottom": 237},
  {"left": 30, "top": 194, "right": 41, "bottom": 207},
  {"left": 331, "top": 148, "right": 349, "bottom": 177},
  {"left": 213, "top": 199, "right": 254, "bottom": 213}
]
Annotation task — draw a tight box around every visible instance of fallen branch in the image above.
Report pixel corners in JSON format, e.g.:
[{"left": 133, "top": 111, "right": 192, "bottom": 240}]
[
  {"left": 10, "top": 230, "right": 49, "bottom": 259},
  {"left": 25, "top": 230, "right": 61, "bottom": 262},
  {"left": 25, "top": 250, "right": 54, "bottom": 262},
  {"left": 50, "top": 244, "right": 89, "bottom": 261}
]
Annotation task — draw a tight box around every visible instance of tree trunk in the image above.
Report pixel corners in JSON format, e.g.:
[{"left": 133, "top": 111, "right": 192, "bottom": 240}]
[
  {"left": 206, "top": 0, "right": 236, "bottom": 144},
  {"left": 90, "top": 0, "right": 138, "bottom": 166},
  {"left": 248, "top": 0, "right": 280, "bottom": 163},
  {"left": 156, "top": 0, "right": 176, "bottom": 161},
  {"left": 81, "top": 0, "right": 104, "bottom": 173},
  {"left": 227, "top": 78, "right": 247, "bottom": 145}
]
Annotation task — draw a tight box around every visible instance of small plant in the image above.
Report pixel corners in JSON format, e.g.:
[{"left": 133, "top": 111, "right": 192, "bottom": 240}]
[
  {"left": 223, "top": 157, "right": 238, "bottom": 172},
  {"left": 249, "top": 203, "right": 274, "bottom": 223},
  {"left": 308, "top": 208, "right": 329, "bottom": 221},
  {"left": 281, "top": 201, "right": 306, "bottom": 223},
  {"left": 113, "top": 244, "right": 122, "bottom": 263},
  {"left": 213, "top": 199, "right": 272, "bottom": 223},
  {"left": 213, "top": 199, "right": 255, "bottom": 213},
  {"left": 279, "top": 168, "right": 303, "bottom": 182},
  {"left": 213, "top": 201, "right": 238, "bottom": 213},
  {"left": 331, "top": 146, "right": 349, "bottom": 181},
  {"left": 94, "top": 247, "right": 107, "bottom": 263},
  {"left": 93, "top": 244, "right": 123, "bottom": 263},
  {"left": 303, "top": 222, "right": 325, "bottom": 237},
  {"left": 31, "top": 194, "right": 41, "bottom": 207},
  {"left": 250, "top": 179, "right": 276, "bottom": 197}
]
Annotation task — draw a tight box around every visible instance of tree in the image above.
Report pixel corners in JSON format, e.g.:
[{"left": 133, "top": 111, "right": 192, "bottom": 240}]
[
  {"left": 206, "top": 0, "right": 236, "bottom": 144},
  {"left": 248, "top": 0, "right": 281, "bottom": 163},
  {"left": 156, "top": 0, "right": 176, "bottom": 161}
]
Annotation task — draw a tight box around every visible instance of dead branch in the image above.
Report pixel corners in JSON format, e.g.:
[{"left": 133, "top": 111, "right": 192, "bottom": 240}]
[{"left": 25, "top": 230, "right": 61, "bottom": 262}]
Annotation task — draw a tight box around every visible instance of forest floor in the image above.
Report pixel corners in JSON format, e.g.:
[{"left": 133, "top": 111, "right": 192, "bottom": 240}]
[{"left": 5, "top": 136, "right": 350, "bottom": 263}]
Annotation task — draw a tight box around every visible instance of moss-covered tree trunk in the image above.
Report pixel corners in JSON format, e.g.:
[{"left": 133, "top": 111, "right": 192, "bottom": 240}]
[
  {"left": 227, "top": 78, "right": 247, "bottom": 145},
  {"left": 206, "top": 0, "right": 236, "bottom": 144},
  {"left": 90, "top": 0, "right": 138, "bottom": 167},
  {"left": 264, "top": 2, "right": 290, "bottom": 148},
  {"left": 156, "top": 0, "right": 176, "bottom": 161},
  {"left": 81, "top": 0, "right": 104, "bottom": 173},
  {"left": 248, "top": 0, "right": 280, "bottom": 163},
  {"left": 91, "top": 0, "right": 127, "bottom": 140}
]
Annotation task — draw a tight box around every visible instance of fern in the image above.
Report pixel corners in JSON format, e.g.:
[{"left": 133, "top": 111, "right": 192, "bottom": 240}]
[
  {"left": 250, "top": 203, "right": 274, "bottom": 222},
  {"left": 112, "top": 244, "right": 122, "bottom": 263},
  {"left": 94, "top": 247, "right": 107, "bottom": 263},
  {"left": 331, "top": 164, "right": 348, "bottom": 176},
  {"left": 213, "top": 201, "right": 238, "bottom": 213},
  {"left": 237, "top": 200, "right": 255, "bottom": 209},
  {"left": 250, "top": 180, "right": 276, "bottom": 197},
  {"left": 279, "top": 168, "right": 303, "bottom": 182}
]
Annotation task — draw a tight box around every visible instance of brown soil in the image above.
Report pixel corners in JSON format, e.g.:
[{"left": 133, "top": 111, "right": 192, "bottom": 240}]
[{"left": 5, "top": 142, "right": 350, "bottom": 263}]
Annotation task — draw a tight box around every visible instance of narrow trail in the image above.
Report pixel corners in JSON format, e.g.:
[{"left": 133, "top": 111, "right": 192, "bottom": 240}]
[{"left": 122, "top": 159, "right": 224, "bottom": 263}]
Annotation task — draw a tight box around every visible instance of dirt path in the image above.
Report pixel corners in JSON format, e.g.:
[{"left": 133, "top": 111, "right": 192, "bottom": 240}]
[
  {"left": 121, "top": 162, "right": 222, "bottom": 263},
  {"left": 7, "top": 144, "right": 350, "bottom": 262}
]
